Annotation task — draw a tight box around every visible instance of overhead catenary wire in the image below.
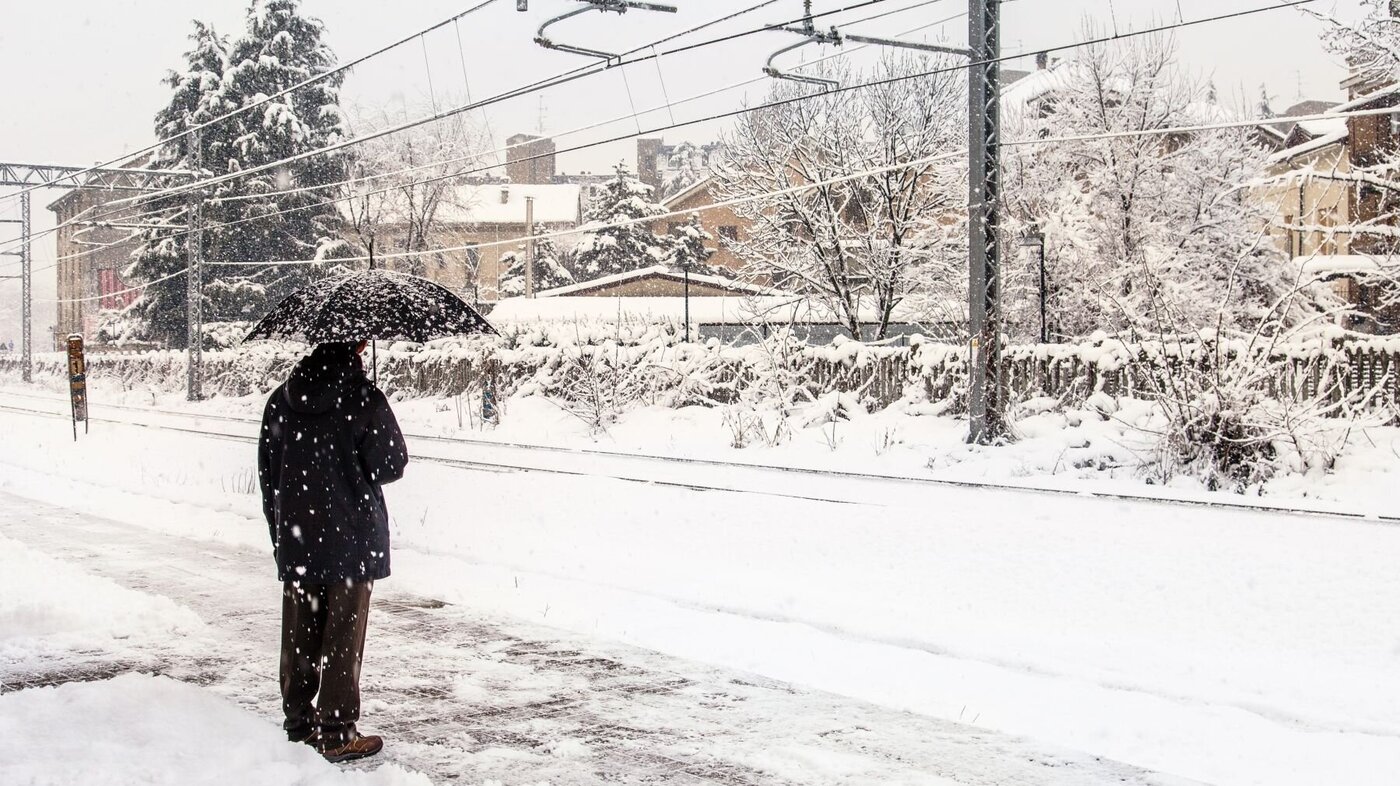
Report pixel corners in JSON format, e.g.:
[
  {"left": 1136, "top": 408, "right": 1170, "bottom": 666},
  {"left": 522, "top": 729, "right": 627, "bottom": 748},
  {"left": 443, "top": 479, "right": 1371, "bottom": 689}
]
[
  {"left": 7, "top": 0, "right": 1318, "bottom": 274},
  {"left": 0, "top": 0, "right": 505, "bottom": 209},
  {"left": 4, "top": 0, "right": 953, "bottom": 276},
  {"left": 67, "top": 0, "right": 1315, "bottom": 259},
  {"left": 201, "top": 101, "right": 1400, "bottom": 271},
  {"left": 0, "top": 0, "right": 824, "bottom": 260},
  {"left": 24, "top": 0, "right": 1321, "bottom": 301},
  {"left": 11, "top": 0, "right": 886, "bottom": 256},
  {"left": 31, "top": 96, "right": 1386, "bottom": 304},
  {"left": 95, "top": 0, "right": 898, "bottom": 213},
  {"left": 0, "top": 195, "right": 196, "bottom": 274},
  {"left": 206, "top": 0, "right": 959, "bottom": 209}
]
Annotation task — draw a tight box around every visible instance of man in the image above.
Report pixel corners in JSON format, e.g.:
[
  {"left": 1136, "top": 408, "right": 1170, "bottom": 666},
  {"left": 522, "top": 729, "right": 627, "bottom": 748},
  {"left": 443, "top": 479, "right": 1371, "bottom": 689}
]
[{"left": 258, "top": 340, "right": 408, "bottom": 763}]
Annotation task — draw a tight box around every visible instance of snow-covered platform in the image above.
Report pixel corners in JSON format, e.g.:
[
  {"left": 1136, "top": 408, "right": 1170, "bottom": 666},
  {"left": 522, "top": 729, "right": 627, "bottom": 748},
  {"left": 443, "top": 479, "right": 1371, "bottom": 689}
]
[{"left": 0, "top": 494, "right": 1181, "bottom": 785}]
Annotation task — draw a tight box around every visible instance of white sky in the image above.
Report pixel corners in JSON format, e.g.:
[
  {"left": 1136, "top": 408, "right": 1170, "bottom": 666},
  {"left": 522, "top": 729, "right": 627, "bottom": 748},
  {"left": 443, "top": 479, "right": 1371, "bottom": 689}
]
[{"left": 0, "top": 0, "right": 1373, "bottom": 339}]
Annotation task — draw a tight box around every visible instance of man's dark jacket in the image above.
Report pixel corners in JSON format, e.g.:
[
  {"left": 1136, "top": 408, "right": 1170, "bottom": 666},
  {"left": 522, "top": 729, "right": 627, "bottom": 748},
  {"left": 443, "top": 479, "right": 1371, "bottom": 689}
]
[{"left": 258, "top": 345, "right": 408, "bottom": 583}]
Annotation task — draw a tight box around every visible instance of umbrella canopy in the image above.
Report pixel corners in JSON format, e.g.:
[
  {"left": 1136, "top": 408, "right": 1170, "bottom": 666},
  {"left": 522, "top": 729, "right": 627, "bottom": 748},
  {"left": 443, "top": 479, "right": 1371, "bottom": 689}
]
[{"left": 245, "top": 269, "right": 497, "bottom": 343}]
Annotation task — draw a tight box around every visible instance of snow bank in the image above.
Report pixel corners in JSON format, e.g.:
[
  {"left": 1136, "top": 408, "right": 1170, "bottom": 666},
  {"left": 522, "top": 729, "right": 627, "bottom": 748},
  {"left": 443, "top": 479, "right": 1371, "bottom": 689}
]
[
  {"left": 0, "top": 534, "right": 204, "bottom": 679},
  {"left": 0, "top": 674, "right": 430, "bottom": 786}
]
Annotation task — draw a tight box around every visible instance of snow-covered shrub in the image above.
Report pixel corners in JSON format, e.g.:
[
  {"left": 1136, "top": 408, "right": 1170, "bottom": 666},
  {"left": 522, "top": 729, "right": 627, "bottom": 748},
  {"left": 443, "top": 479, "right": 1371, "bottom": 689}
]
[
  {"left": 200, "top": 322, "right": 255, "bottom": 350},
  {"left": 549, "top": 344, "right": 647, "bottom": 435},
  {"left": 1133, "top": 332, "right": 1387, "bottom": 492},
  {"left": 91, "top": 308, "right": 139, "bottom": 346}
]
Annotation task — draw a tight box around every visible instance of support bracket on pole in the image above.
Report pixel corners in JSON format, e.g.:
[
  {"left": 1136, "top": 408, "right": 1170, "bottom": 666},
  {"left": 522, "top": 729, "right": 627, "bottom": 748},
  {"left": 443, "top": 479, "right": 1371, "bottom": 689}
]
[
  {"left": 535, "top": 0, "right": 677, "bottom": 62},
  {"left": 762, "top": 0, "right": 972, "bottom": 88}
]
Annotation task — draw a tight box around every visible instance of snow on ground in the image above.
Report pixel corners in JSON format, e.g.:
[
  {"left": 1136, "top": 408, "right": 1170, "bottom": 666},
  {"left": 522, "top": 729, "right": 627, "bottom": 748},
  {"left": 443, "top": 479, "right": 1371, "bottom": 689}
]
[
  {"left": 0, "top": 532, "right": 204, "bottom": 682},
  {"left": 3, "top": 496, "right": 1155, "bottom": 786},
  {"left": 0, "top": 674, "right": 430, "bottom": 786},
  {"left": 2, "top": 387, "right": 1400, "bottom": 785},
  {"left": 22, "top": 374, "right": 1397, "bottom": 516},
  {"left": 0, "top": 526, "right": 428, "bottom": 785}
]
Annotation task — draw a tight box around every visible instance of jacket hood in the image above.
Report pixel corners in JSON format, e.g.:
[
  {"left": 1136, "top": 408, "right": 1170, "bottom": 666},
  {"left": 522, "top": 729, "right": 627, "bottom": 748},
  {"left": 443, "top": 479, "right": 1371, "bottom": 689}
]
[{"left": 283, "top": 348, "right": 366, "bottom": 415}]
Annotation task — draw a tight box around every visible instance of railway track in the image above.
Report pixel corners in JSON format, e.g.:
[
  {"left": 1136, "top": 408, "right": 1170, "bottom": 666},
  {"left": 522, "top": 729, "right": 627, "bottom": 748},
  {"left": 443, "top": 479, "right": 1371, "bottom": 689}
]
[{"left": 2, "top": 388, "right": 1395, "bottom": 524}]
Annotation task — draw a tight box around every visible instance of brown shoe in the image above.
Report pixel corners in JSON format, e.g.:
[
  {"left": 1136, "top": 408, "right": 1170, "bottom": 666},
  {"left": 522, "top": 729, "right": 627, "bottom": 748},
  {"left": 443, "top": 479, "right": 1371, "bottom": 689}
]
[{"left": 320, "top": 733, "right": 383, "bottom": 763}]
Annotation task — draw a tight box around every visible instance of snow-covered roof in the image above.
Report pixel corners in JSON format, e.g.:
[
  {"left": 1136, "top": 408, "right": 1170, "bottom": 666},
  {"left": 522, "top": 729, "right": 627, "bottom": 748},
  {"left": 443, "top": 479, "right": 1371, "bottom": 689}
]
[
  {"left": 1001, "top": 66, "right": 1073, "bottom": 110},
  {"left": 1269, "top": 129, "right": 1348, "bottom": 164},
  {"left": 1268, "top": 101, "right": 1342, "bottom": 141},
  {"left": 435, "top": 183, "right": 582, "bottom": 226},
  {"left": 1299, "top": 255, "right": 1399, "bottom": 277},
  {"left": 489, "top": 294, "right": 920, "bottom": 326},
  {"left": 1294, "top": 116, "right": 1346, "bottom": 139},
  {"left": 661, "top": 176, "right": 714, "bottom": 207},
  {"left": 537, "top": 264, "right": 775, "bottom": 298},
  {"left": 1330, "top": 82, "right": 1400, "bottom": 114}
]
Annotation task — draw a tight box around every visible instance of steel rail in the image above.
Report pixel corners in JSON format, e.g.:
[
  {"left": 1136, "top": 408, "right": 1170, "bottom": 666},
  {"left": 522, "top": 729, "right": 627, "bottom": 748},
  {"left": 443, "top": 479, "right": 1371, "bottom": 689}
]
[{"left": 1, "top": 390, "right": 1394, "bottom": 525}]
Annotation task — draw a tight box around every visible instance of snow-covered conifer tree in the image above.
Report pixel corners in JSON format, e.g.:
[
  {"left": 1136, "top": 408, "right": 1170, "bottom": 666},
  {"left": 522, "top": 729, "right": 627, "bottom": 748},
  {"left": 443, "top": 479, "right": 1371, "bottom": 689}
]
[
  {"left": 210, "top": 0, "right": 348, "bottom": 316},
  {"left": 571, "top": 164, "right": 671, "bottom": 280},
  {"left": 667, "top": 212, "right": 728, "bottom": 278},
  {"left": 124, "top": 22, "right": 228, "bottom": 347},
  {"left": 498, "top": 237, "right": 575, "bottom": 297},
  {"left": 126, "top": 1, "right": 349, "bottom": 341}
]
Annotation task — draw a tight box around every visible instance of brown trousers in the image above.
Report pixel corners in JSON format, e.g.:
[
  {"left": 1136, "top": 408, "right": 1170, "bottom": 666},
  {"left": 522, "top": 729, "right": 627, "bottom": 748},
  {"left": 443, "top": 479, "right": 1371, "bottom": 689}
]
[{"left": 280, "top": 580, "right": 373, "bottom": 745}]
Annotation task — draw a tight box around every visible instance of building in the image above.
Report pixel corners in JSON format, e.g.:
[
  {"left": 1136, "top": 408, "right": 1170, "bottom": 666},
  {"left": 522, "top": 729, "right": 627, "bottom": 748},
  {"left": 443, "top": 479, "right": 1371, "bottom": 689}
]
[
  {"left": 488, "top": 264, "right": 925, "bottom": 344},
  {"left": 373, "top": 182, "right": 585, "bottom": 304},
  {"left": 505, "top": 133, "right": 557, "bottom": 185},
  {"left": 635, "top": 138, "right": 725, "bottom": 198},
  {"left": 48, "top": 163, "right": 152, "bottom": 347},
  {"left": 1264, "top": 73, "right": 1400, "bottom": 332},
  {"left": 652, "top": 177, "right": 751, "bottom": 276}
]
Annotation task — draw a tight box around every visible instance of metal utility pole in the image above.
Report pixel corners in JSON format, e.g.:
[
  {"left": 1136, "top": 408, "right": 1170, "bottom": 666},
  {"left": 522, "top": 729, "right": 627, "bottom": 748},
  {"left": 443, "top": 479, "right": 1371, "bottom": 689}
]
[
  {"left": 0, "top": 161, "right": 197, "bottom": 385},
  {"left": 764, "top": 0, "right": 1005, "bottom": 442},
  {"left": 20, "top": 191, "right": 31, "bottom": 383},
  {"left": 1020, "top": 229, "right": 1047, "bottom": 343},
  {"left": 186, "top": 129, "right": 205, "bottom": 402},
  {"left": 967, "top": 0, "right": 1006, "bottom": 443},
  {"left": 524, "top": 195, "right": 536, "bottom": 298}
]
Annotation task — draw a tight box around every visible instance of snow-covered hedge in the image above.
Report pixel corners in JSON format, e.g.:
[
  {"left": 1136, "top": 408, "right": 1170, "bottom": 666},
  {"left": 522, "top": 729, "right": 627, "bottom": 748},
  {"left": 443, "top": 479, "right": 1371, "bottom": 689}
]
[{"left": 3, "top": 329, "right": 1396, "bottom": 425}]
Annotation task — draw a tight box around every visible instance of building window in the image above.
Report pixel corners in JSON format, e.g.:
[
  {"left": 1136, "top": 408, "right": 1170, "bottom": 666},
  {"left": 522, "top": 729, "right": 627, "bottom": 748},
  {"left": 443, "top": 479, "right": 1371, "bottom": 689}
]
[
  {"left": 1284, "top": 213, "right": 1296, "bottom": 257},
  {"left": 717, "top": 225, "right": 739, "bottom": 242},
  {"left": 1320, "top": 207, "right": 1339, "bottom": 255}
]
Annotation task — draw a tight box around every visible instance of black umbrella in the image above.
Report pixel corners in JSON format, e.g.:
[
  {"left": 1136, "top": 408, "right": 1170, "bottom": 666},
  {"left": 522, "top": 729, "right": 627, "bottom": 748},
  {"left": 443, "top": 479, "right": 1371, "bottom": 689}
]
[{"left": 245, "top": 269, "right": 497, "bottom": 344}]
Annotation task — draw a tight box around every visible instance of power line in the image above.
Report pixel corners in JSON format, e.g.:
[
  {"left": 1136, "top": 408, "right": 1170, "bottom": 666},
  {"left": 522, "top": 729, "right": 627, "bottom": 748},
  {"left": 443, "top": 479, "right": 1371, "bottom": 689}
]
[
  {"left": 6, "top": 1, "right": 949, "bottom": 274},
  {"left": 212, "top": 0, "right": 958, "bottom": 209},
  {"left": 1, "top": 0, "right": 1317, "bottom": 273},
  {"left": 0, "top": 1, "right": 505, "bottom": 209},
  {"left": 98, "top": 0, "right": 896, "bottom": 213},
  {"left": 41, "top": 96, "right": 1385, "bottom": 305},
  {"left": 90, "top": 0, "right": 1312, "bottom": 255},
  {"left": 21, "top": 0, "right": 1319, "bottom": 300},
  {"left": 0, "top": 0, "right": 816, "bottom": 257}
]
